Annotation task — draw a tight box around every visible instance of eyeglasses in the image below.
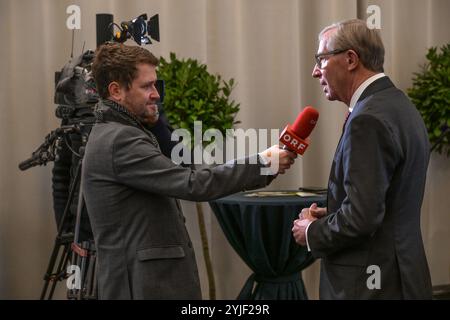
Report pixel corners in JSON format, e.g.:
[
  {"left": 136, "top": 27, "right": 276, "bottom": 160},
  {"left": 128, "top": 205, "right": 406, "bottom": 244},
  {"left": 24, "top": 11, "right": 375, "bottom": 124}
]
[{"left": 314, "top": 49, "right": 349, "bottom": 69}]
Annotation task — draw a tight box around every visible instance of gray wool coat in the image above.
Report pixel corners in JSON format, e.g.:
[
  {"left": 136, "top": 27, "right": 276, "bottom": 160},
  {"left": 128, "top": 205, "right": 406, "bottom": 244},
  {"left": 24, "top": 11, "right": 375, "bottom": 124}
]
[{"left": 82, "top": 117, "right": 273, "bottom": 299}]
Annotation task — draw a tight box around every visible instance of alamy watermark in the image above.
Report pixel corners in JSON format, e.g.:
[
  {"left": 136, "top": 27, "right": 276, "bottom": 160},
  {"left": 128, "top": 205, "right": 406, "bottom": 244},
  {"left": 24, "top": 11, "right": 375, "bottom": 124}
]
[
  {"left": 367, "top": 5, "right": 381, "bottom": 30},
  {"left": 66, "top": 265, "right": 81, "bottom": 290},
  {"left": 170, "top": 122, "right": 281, "bottom": 175},
  {"left": 66, "top": 4, "right": 381, "bottom": 31},
  {"left": 66, "top": 5, "right": 81, "bottom": 30},
  {"left": 366, "top": 264, "right": 381, "bottom": 290},
  {"left": 61, "top": 2, "right": 383, "bottom": 173}
]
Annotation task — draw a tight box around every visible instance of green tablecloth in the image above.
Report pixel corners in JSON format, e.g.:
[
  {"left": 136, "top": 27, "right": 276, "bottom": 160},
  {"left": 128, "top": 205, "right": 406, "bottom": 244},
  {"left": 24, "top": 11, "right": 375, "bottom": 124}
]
[{"left": 209, "top": 191, "right": 326, "bottom": 300}]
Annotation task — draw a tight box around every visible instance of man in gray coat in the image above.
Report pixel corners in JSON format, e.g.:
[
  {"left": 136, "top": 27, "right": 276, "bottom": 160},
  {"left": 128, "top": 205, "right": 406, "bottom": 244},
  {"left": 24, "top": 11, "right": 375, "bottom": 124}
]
[
  {"left": 82, "top": 43, "right": 296, "bottom": 299},
  {"left": 292, "top": 19, "right": 432, "bottom": 299}
]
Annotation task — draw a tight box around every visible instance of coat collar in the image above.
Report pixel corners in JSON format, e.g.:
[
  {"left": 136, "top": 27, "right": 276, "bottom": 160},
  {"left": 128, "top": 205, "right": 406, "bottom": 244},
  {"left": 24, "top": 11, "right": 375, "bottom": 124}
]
[{"left": 358, "top": 76, "right": 395, "bottom": 103}]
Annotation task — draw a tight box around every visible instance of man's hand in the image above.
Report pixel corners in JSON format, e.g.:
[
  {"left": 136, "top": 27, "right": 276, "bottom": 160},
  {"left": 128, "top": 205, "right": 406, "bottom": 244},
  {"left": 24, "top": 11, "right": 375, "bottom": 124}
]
[
  {"left": 301, "top": 203, "right": 327, "bottom": 219},
  {"left": 292, "top": 218, "right": 311, "bottom": 246},
  {"left": 259, "top": 145, "right": 297, "bottom": 174},
  {"left": 292, "top": 203, "right": 326, "bottom": 246}
]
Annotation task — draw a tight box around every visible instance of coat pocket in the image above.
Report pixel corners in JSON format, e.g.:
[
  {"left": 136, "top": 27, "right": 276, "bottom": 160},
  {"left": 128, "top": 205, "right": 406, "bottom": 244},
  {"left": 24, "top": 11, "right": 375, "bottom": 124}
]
[{"left": 137, "top": 246, "right": 185, "bottom": 261}]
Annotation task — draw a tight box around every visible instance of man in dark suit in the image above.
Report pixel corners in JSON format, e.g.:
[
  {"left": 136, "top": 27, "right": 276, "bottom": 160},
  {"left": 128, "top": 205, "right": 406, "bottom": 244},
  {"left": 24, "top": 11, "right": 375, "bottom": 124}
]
[
  {"left": 82, "top": 43, "right": 296, "bottom": 299},
  {"left": 292, "top": 19, "right": 432, "bottom": 299}
]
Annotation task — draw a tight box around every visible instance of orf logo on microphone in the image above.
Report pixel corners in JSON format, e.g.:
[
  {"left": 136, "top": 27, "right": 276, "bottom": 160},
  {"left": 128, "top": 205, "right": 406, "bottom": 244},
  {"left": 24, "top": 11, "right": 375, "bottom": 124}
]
[{"left": 280, "top": 126, "right": 309, "bottom": 155}]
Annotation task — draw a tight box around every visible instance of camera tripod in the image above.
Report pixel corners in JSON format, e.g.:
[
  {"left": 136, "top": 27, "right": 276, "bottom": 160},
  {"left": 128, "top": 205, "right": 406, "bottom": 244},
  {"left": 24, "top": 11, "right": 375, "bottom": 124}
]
[
  {"left": 40, "top": 154, "right": 97, "bottom": 300},
  {"left": 43, "top": 122, "right": 97, "bottom": 300},
  {"left": 19, "top": 122, "right": 98, "bottom": 300}
]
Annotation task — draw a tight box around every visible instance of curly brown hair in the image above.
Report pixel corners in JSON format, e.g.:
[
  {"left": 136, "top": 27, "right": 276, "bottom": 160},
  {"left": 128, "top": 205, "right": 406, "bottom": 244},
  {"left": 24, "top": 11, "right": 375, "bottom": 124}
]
[{"left": 92, "top": 42, "right": 159, "bottom": 99}]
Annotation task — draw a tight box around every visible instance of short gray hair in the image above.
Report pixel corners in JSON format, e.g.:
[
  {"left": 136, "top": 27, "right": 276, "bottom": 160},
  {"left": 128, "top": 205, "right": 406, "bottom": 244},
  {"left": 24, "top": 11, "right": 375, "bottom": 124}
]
[{"left": 319, "top": 19, "right": 385, "bottom": 72}]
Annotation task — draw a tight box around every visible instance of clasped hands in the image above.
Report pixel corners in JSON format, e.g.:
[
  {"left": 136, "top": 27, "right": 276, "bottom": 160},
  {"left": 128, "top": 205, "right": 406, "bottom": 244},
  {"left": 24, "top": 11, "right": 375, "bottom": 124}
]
[{"left": 292, "top": 203, "right": 327, "bottom": 246}]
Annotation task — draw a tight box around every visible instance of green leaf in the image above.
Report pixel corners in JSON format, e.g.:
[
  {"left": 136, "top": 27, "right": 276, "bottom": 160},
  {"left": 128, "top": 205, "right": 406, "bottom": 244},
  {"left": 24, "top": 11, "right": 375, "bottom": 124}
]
[
  {"left": 157, "top": 52, "right": 241, "bottom": 148},
  {"left": 408, "top": 43, "right": 450, "bottom": 157}
]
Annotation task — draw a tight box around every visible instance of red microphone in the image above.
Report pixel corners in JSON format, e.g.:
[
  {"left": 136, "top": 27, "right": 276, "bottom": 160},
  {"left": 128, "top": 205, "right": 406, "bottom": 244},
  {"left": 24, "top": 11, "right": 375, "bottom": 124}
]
[{"left": 279, "top": 106, "right": 319, "bottom": 155}]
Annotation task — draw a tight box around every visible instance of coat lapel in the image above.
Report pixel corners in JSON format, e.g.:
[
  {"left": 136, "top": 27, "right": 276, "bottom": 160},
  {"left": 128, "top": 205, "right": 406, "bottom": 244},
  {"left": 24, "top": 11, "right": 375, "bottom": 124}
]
[{"left": 326, "top": 76, "right": 395, "bottom": 210}]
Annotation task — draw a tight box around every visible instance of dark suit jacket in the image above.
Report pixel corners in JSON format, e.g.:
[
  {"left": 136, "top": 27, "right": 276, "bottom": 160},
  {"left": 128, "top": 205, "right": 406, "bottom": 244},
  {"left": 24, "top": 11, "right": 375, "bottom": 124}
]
[
  {"left": 81, "top": 114, "right": 273, "bottom": 299},
  {"left": 308, "top": 77, "right": 432, "bottom": 299}
]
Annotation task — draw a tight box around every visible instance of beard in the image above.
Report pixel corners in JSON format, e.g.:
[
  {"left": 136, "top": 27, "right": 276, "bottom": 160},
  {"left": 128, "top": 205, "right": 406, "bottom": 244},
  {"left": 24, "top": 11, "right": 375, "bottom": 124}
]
[
  {"left": 122, "top": 95, "right": 160, "bottom": 125},
  {"left": 138, "top": 102, "right": 160, "bottom": 125}
]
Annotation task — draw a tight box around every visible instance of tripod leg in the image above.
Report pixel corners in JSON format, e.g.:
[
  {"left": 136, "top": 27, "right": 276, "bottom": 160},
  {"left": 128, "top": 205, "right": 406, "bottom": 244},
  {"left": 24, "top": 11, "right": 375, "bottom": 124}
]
[
  {"left": 40, "top": 234, "right": 74, "bottom": 299},
  {"left": 85, "top": 249, "right": 95, "bottom": 298},
  {"left": 70, "top": 155, "right": 98, "bottom": 300},
  {"left": 40, "top": 242, "right": 62, "bottom": 300},
  {"left": 49, "top": 242, "right": 72, "bottom": 299},
  {"left": 41, "top": 160, "right": 82, "bottom": 300}
]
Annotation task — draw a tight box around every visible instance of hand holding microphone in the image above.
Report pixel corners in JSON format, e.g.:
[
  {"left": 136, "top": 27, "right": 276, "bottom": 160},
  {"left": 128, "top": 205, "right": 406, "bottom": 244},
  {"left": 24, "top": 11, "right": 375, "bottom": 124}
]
[
  {"left": 259, "top": 145, "right": 297, "bottom": 175},
  {"left": 280, "top": 106, "right": 319, "bottom": 155},
  {"left": 259, "top": 106, "right": 319, "bottom": 175}
]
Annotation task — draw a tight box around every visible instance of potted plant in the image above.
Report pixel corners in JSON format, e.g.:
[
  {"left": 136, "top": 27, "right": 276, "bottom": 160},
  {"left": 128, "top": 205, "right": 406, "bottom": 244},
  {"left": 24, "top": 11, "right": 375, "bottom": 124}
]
[
  {"left": 157, "top": 52, "right": 240, "bottom": 299},
  {"left": 408, "top": 43, "right": 450, "bottom": 157}
]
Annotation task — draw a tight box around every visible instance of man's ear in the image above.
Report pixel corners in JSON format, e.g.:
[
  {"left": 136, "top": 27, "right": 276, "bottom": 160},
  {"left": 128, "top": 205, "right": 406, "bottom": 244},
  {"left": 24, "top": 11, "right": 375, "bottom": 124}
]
[
  {"left": 346, "top": 50, "right": 359, "bottom": 71},
  {"left": 108, "top": 81, "right": 124, "bottom": 102}
]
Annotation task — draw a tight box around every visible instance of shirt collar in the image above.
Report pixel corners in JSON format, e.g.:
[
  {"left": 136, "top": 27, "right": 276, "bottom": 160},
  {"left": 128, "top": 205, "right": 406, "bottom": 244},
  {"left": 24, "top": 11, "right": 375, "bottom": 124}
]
[{"left": 349, "top": 73, "right": 386, "bottom": 112}]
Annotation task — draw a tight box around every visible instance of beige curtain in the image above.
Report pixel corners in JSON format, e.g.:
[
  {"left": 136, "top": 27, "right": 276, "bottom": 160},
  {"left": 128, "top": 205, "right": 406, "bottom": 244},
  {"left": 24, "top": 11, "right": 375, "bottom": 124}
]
[{"left": 0, "top": 0, "right": 449, "bottom": 299}]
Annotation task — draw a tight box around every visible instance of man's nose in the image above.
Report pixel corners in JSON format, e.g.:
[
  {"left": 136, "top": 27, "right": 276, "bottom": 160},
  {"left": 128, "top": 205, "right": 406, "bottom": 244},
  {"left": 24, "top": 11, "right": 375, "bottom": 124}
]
[
  {"left": 312, "top": 64, "right": 321, "bottom": 78},
  {"left": 151, "top": 87, "right": 160, "bottom": 100}
]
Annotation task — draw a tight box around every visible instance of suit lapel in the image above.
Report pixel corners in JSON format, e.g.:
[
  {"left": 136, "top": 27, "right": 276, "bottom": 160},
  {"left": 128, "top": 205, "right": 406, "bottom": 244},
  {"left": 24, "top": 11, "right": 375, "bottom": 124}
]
[
  {"left": 326, "top": 76, "right": 395, "bottom": 210},
  {"left": 348, "top": 76, "right": 395, "bottom": 125}
]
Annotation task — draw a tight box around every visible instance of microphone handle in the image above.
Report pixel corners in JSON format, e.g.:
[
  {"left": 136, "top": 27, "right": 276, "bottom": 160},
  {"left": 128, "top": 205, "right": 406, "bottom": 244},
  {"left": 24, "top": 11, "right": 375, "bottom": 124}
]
[{"left": 18, "top": 156, "right": 40, "bottom": 171}]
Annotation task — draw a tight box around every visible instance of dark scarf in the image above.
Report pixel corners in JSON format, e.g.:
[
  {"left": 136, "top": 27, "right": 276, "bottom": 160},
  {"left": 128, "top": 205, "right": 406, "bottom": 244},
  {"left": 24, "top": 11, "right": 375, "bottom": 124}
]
[{"left": 94, "top": 99, "right": 160, "bottom": 150}]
